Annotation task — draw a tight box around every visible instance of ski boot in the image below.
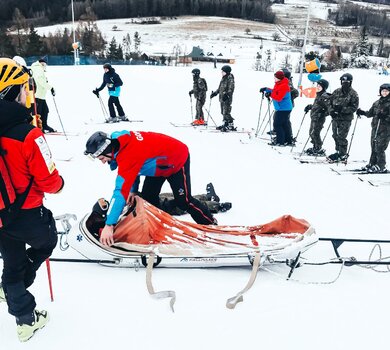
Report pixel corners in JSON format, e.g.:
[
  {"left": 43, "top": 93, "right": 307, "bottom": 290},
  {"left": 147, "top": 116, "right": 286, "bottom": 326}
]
[
  {"left": 367, "top": 165, "right": 388, "bottom": 173},
  {"left": 221, "top": 122, "right": 237, "bottom": 132},
  {"left": 16, "top": 310, "right": 50, "bottom": 342},
  {"left": 192, "top": 119, "right": 207, "bottom": 126},
  {"left": 216, "top": 121, "right": 228, "bottom": 130},
  {"left": 219, "top": 202, "right": 232, "bottom": 212},
  {"left": 206, "top": 183, "right": 220, "bottom": 202},
  {"left": 327, "top": 152, "right": 341, "bottom": 163},
  {"left": 118, "top": 115, "right": 129, "bottom": 121}
]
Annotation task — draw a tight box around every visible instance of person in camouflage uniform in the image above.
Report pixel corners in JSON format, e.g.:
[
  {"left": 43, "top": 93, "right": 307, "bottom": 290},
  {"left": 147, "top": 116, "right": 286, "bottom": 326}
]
[
  {"left": 210, "top": 65, "right": 235, "bottom": 131},
  {"left": 304, "top": 79, "right": 331, "bottom": 156},
  {"left": 159, "top": 193, "right": 232, "bottom": 216},
  {"left": 356, "top": 83, "right": 390, "bottom": 173},
  {"left": 327, "top": 73, "right": 359, "bottom": 162},
  {"left": 189, "top": 68, "right": 207, "bottom": 125}
]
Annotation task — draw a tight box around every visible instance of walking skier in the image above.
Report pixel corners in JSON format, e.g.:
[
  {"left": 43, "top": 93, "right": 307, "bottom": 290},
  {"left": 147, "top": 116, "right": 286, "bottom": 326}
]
[
  {"left": 260, "top": 70, "right": 294, "bottom": 146},
  {"left": 0, "top": 58, "right": 64, "bottom": 342},
  {"left": 210, "top": 65, "right": 236, "bottom": 131},
  {"left": 92, "top": 63, "right": 128, "bottom": 123},
  {"left": 30, "top": 58, "right": 56, "bottom": 133},
  {"left": 304, "top": 79, "right": 331, "bottom": 156},
  {"left": 327, "top": 73, "right": 359, "bottom": 162},
  {"left": 189, "top": 68, "right": 207, "bottom": 125},
  {"left": 356, "top": 83, "right": 390, "bottom": 173},
  {"left": 84, "top": 130, "right": 217, "bottom": 246}
]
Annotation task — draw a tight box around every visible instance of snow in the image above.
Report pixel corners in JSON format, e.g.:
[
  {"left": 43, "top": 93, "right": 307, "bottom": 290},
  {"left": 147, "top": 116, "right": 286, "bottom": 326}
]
[{"left": 2, "top": 17, "right": 390, "bottom": 350}]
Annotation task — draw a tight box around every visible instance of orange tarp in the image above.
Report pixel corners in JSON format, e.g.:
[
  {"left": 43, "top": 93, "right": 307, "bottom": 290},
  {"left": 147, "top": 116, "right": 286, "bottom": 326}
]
[{"left": 113, "top": 197, "right": 310, "bottom": 247}]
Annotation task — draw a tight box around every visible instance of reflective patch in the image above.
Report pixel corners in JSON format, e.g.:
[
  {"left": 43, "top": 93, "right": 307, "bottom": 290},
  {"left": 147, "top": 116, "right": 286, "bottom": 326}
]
[
  {"left": 178, "top": 188, "right": 185, "bottom": 196},
  {"left": 35, "top": 136, "right": 56, "bottom": 173}
]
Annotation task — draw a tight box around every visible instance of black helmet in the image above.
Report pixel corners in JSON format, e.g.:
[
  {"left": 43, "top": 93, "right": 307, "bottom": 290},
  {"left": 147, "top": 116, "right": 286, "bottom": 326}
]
[
  {"left": 192, "top": 68, "right": 200, "bottom": 75},
  {"left": 84, "top": 131, "right": 112, "bottom": 158},
  {"left": 340, "top": 73, "right": 353, "bottom": 83},
  {"left": 379, "top": 83, "right": 390, "bottom": 94},
  {"left": 221, "top": 65, "right": 231, "bottom": 74},
  {"left": 103, "top": 63, "right": 112, "bottom": 70},
  {"left": 317, "top": 79, "right": 329, "bottom": 91},
  {"left": 281, "top": 68, "right": 291, "bottom": 80}
]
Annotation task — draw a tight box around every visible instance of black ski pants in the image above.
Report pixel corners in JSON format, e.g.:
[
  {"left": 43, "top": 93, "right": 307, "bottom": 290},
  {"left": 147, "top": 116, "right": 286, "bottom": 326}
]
[
  {"left": 274, "top": 110, "right": 293, "bottom": 144},
  {"left": 108, "top": 96, "right": 125, "bottom": 119},
  {"left": 0, "top": 206, "right": 58, "bottom": 318},
  {"left": 35, "top": 98, "right": 52, "bottom": 131},
  {"left": 141, "top": 156, "right": 215, "bottom": 225}
]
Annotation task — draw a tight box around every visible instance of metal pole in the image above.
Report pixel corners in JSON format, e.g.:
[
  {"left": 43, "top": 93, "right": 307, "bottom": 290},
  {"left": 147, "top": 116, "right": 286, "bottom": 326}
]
[
  {"left": 297, "top": 0, "right": 312, "bottom": 89},
  {"left": 71, "top": 0, "right": 78, "bottom": 65}
]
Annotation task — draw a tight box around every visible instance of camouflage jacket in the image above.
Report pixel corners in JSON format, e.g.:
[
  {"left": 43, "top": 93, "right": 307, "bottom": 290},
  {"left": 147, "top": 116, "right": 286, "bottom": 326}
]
[
  {"left": 190, "top": 77, "right": 207, "bottom": 100},
  {"left": 329, "top": 86, "right": 359, "bottom": 121},
  {"left": 310, "top": 91, "right": 331, "bottom": 121},
  {"left": 216, "top": 74, "right": 235, "bottom": 102},
  {"left": 367, "top": 95, "right": 390, "bottom": 127}
]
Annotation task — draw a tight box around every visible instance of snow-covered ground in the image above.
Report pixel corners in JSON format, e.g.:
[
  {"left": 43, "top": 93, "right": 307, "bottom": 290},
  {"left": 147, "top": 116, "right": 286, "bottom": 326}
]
[{"left": 1, "top": 59, "right": 390, "bottom": 348}]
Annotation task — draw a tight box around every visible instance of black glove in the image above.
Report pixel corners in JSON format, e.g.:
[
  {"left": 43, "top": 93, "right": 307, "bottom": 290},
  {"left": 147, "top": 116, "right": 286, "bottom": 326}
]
[
  {"left": 51, "top": 87, "right": 55, "bottom": 96},
  {"left": 304, "top": 104, "right": 312, "bottom": 113},
  {"left": 356, "top": 108, "right": 367, "bottom": 117},
  {"left": 92, "top": 89, "right": 99, "bottom": 97},
  {"left": 259, "top": 87, "right": 267, "bottom": 93},
  {"left": 210, "top": 91, "right": 217, "bottom": 99},
  {"left": 222, "top": 93, "right": 229, "bottom": 102},
  {"left": 265, "top": 91, "right": 271, "bottom": 98},
  {"left": 189, "top": 90, "right": 193, "bottom": 97}
]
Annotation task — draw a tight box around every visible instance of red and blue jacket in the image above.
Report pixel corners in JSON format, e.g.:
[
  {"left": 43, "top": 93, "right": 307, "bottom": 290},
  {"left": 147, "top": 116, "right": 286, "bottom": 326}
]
[
  {"left": 265, "top": 78, "right": 293, "bottom": 111},
  {"left": 106, "top": 131, "right": 189, "bottom": 225}
]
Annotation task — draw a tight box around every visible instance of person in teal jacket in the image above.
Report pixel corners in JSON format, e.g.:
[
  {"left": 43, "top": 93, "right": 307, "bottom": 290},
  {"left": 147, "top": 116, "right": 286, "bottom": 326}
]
[{"left": 30, "top": 58, "right": 56, "bottom": 133}]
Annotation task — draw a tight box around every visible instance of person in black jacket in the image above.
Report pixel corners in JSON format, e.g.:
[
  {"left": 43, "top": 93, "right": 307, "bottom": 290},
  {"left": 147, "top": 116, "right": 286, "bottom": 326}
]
[{"left": 93, "top": 63, "right": 127, "bottom": 123}]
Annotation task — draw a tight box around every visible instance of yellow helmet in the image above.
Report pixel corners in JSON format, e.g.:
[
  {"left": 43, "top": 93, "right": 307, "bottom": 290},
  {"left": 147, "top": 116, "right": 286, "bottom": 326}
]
[{"left": 0, "top": 57, "right": 31, "bottom": 99}]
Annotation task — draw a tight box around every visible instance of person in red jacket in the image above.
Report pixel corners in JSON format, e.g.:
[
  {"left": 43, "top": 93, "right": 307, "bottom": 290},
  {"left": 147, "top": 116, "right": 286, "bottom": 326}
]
[
  {"left": 260, "top": 71, "right": 294, "bottom": 146},
  {"left": 84, "top": 130, "right": 216, "bottom": 246},
  {"left": 0, "top": 58, "right": 64, "bottom": 342}
]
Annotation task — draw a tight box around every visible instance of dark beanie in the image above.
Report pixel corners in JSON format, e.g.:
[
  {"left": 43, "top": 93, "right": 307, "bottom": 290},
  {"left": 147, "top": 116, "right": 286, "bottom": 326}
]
[
  {"left": 2, "top": 85, "right": 21, "bottom": 101},
  {"left": 274, "top": 70, "right": 285, "bottom": 80}
]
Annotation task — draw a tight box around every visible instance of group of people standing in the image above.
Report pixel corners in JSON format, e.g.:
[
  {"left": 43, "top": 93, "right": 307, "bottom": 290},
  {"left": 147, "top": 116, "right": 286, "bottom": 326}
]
[
  {"left": 262, "top": 69, "right": 389, "bottom": 173},
  {"left": 189, "top": 65, "right": 236, "bottom": 132}
]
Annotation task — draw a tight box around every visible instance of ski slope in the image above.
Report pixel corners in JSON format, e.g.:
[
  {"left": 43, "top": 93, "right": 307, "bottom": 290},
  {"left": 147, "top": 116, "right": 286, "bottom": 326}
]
[{"left": 1, "top": 61, "right": 390, "bottom": 348}]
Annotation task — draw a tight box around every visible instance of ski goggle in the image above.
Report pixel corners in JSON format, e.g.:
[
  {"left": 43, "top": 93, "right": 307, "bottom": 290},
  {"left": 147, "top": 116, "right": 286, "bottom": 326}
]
[{"left": 84, "top": 139, "right": 111, "bottom": 160}]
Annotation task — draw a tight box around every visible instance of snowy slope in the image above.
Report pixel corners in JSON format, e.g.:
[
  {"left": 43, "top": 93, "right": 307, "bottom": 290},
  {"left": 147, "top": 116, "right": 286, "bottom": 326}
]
[{"left": 2, "top": 27, "right": 390, "bottom": 350}]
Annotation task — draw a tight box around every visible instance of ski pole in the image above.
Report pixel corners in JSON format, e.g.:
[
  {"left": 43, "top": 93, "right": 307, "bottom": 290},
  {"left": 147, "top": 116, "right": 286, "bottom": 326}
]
[
  {"left": 322, "top": 119, "right": 332, "bottom": 145},
  {"left": 190, "top": 96, "right": 194, "bottom": 122},
  {"left": 345, "top": 115, "right": 360, "bottom": 163},
  {"left": 204, "top": 106, "right": 218, "bottom": 127},
  {"left": 260, "top": 101, "right": 273, "bottom": 135},
  {"left": 373, "top": 119, "right": 381, "bottom": 143},
  {"left": 52, "top": 95, "right": 68, "bottom": 140},
  {"left": 299, "top": 135, "right": 311, "bottom": 157},
  {"left": 255, "top": 93, "right": 265, "bottom": 136},
  {"left": 98, "top": 95, "right": 109, "bottom": 122},
  {"left": 290, "top": 111, "right": 308, "bottom": 152},
  {"left": 46, "top": 259, "right": 54, "bottom": 302},
  {"left": 205, "top": 99, "right": 212, "bottom": 129}
]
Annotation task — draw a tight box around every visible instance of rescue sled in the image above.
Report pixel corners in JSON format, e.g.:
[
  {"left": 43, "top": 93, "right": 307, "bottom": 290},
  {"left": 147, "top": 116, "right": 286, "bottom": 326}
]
[{"left": 77, "top": 196, "right": 317, "bottom": 310}]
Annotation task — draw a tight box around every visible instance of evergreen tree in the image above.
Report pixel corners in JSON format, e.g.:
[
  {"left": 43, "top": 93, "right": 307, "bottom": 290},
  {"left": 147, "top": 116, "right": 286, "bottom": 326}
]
[
  {"left": 122, "top": 34, "right": 132, "bottom": 61},
  {"left": 107, "top": 37, "right": 119, "bottom": 59},
  {"left": 0, "top": 28, "right": 16, "bottom": 57},
  {"left": 12, "top": 8, "right": 27, "bottom": 55},
  {"left": 134, "top": 31, "right": 141, "bottom": 54},
  {"left": 351, "top": 26, "right": 370, "bottom": 68},
  {"left": 25, "top": 25, "right": 45, "bottom": 56}
]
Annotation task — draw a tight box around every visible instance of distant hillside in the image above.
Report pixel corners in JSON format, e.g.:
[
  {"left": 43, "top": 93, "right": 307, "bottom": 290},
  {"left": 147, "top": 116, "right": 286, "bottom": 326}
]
[{"left": 1, "top": 0, "right": 275, "bottom": 27}]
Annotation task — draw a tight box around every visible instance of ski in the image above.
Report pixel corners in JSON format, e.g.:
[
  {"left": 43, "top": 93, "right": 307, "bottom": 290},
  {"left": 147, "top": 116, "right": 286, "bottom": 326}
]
[
  {"left": 44, "top": 131, "right": 80, "bottom": 137},
  {"left": 200, "top": 128, "right": 254, "bottom": 134},
  {"left": 85, "top": 118, "right": 143, "bottom": 125},
  {"left": 297, "top": 158, "right": 365, "bottom": 165}
]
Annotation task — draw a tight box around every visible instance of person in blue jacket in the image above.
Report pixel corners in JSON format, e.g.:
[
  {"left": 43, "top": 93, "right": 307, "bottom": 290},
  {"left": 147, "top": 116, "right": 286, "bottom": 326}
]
[
  {"left": 93, "top": 63, "right": 127, "bottom": 123},
  {"left": 260, "top": 70, "right": 294, "bottom": 146}
]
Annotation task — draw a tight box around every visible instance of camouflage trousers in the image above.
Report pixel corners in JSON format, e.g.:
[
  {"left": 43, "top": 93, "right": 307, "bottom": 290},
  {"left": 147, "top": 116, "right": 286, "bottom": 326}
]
[
  {"left": 309, "top": 116, "right": 326, "bottom": 149},
  {"left": 220, "top": 101, "right": 234, "bottom": 123},
  {"left": 369, "top": 121, "right": 390, "bottom": 169},
  {"left": 195, "top": 98, "right": 205, "bottom": 120},
  {"left": 331, "top": 119, "right": 352, "bottom": 156},
  {"left": 159, "top": 193, "right": 220, "bottom": 216}
]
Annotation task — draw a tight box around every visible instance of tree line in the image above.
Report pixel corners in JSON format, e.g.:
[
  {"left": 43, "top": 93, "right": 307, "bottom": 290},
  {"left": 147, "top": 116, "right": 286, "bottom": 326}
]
[{"left": 0, "top": 0, "right": 275, "bottom": 27}]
